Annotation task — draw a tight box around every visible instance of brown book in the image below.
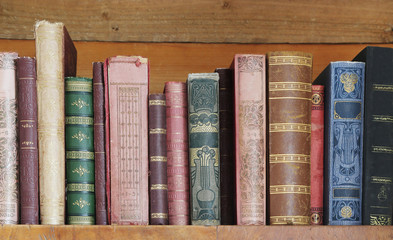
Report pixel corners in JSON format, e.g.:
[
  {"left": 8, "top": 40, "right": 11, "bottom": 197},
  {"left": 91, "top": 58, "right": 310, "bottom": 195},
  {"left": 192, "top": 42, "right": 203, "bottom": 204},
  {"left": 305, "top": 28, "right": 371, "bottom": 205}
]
[
  {"left": 149, "top": 93, "right": 169, "bottom": 225},
  {"left": 267, "top": 51, "right": 312, "bottom": 225},
  {"left": 93, "top": 62, "right": 107, "bottom": 225},
  {"left": 16, "top": 57, "right": 39, "bottom": 224}
]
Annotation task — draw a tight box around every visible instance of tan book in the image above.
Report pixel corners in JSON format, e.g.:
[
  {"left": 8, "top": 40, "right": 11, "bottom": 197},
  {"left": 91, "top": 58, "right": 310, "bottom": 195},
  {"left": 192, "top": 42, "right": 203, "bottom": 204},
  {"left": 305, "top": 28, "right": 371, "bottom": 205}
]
[{"left": 35, "top": 20, "right": 77, "bottom": 225}]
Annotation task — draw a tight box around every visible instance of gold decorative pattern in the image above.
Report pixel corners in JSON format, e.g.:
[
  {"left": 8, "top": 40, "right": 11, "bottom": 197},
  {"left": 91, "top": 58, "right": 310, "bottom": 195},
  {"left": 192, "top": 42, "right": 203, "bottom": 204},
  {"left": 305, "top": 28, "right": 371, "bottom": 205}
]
[
  {"left": 371, "top": 146, "right": 393, "bottom": 154},
  {"left": 73, "top": 198, "right": 90, "bottom": 209},
  {"left": 65, "top": 81, "right": 93, "bottom": 92},
  {"left": 373, "top": 84, "right": 393, "bottom": 92},
  {"left": 68, "top": 216, "right": 95, "bottom": 225},
  {"left": 270, "top": 216, "right": 310, "bottom": 225},
  {"left": 66, "top": 151, "right": 95, "bottom": 160},
  {"left": 150, "top": 156, "right": 167, "bottom": 162},
  {"left": 372, "top": 115, "right": 393, "bottom": 123},
  {"left": 340, "top": 72, "right": 358, "bottom": 93},
  {"left": 151, "top": 184, "right": 168, "bottom": 190},
  {"left": 371, "top": 176, "right": 392, "bottom": 184},
  {"left": 340, "top": 206, "right": 353, "bottom": 218},
  {"left": 72, "top": 131, "right": 90, "bottom": 142},
  {"left": 268, "top": 56, "right": 312, "bottom": 67},
  {"left": 270, "top": 123, "right": 311, "bottom": 133},
  {"left": 370, "top": 215, "right": 392, "bottom": 225},
  {"left": 270, "top": 185, "right": 310, "bottom": 194},
  {"left": 151, "top": 213, "right": 168, "bottom": 219},
  {"left": 66, "top": 116, "right": 94, "bottom": 125},
  {"left": 269, "top": 82, "right": 311, "bottom": 92},
  {"left": 269, "top": 154, "right": 310, "bottom": 164},
  {"left": 67, "top": 183, "right": 94, "bottom": 192},
  {"left": 72, "top": 165, "right": 90, "bottom": 177},
  {"left": 149, "top": 100, "right": 166, "bottom": 106},
  {"left": 71, "top": 98, "right": 89, "bottom": 109},
  {"left": 149, "top": 128, "right": 167, "bottom": 134}
]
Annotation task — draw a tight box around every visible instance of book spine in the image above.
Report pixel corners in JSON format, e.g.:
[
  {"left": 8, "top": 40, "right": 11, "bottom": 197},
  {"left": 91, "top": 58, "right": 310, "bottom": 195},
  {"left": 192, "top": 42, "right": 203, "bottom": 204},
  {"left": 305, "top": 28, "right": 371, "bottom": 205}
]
[
  {"left": 0, "top": 52, "right": 19, "bottom": 224},
  {"left": 65, "top": 77, "right": 95, "bottom": 225},
  {"left": 165, "top": 82, "right": 190, "bottom": 225},
  {"left": 93, "top": 62, "right": 108, "bottom": 225},
  {"left": 108, "top": 56, "right": 149, "bottom": 225},
  {"left": 188, "top": 73, "right": 220, "bottom": 225},
  {"left": 324, "top": 62, "right": 364, "bottom": 225},
  {"left": 103, "top": 59, "right": 111, "bottom": 224},
  {"left": 16, "top": 57, "right": 39, "bottom": 224},
  {"left": 268, "top": 51, "right": 312, "bottom": 225},
  {"left": 215, "top": 68, "right": 236, "bottom": 225},
  {"left": 149, "top": 93, "right": 169, "bottom": 225},
  {"left": 310, "top": 85, "right": 324, "bottom": 225},
  {"left": 233, "top": 56, "right": 266, "bottom": 225}
]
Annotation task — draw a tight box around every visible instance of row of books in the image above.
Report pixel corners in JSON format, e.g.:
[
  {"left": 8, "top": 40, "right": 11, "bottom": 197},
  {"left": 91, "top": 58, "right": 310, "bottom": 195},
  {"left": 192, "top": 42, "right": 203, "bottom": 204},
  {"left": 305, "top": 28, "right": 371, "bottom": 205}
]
[{"left": 0, "top": 20, "right": 392, "bottom": 226}]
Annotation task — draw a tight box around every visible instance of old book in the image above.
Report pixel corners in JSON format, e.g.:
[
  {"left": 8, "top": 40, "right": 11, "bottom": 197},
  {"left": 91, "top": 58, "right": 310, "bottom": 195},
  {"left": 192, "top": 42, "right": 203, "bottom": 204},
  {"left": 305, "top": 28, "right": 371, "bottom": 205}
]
[
  {"left": 314, "top": 61, "right": 365, "bottom": 225},
  {"left": 93, "top": 62, "right": 108, "bottom": 225},
  {"left": 187, "top": 73, "right": 220, "bottom": 225},
  {"left": 104, "top": 58, "right": 111, "bottom": 224},
  {"left": 149, "top": 93, "right": 169, "bottom": 225},
  {"left": 353, "top": 46, "right": 393, "bottom": 225},
  {"left": 35, "top": 20, "right": 77, "bottom": 224},
  {"left": 106, "top": 56, "right": 149, "bottom": 225},
  {"left": 0, "top": 52, "right": 19, "bottom": 224},
  {"left": 267, "top": 51, "right": 312, "bottom": 225},
  {"left": 164, "top": 81, "right": 190, "bottom": 225},
  {"left": 310, "top": 85, "right": 324, "bottom": 225},
  {"left": 233, "top": 55, "right": 266, "bottom": 225},
  {"left": 16, "top": 57, "right": 39, "bottom": 224},
  {"left": 65, "top": 77, "right": 95, "bottom": 225},
  {"left": 215, "top": 68, "right": 236, "bottom": 225}
]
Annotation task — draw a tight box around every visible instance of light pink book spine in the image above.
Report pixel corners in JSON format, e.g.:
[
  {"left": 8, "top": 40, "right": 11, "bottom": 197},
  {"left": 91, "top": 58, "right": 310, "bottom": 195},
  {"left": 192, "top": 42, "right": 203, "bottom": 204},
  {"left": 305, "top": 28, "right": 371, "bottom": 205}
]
[
  {"left": 107, "top": 56, "right": 149, "bottom": 225},
  {"left": 104, "top": 59, "right": 111, "bottom": 224},
  {"left": 234, "top": 54, "right": 266, "bottom": 225},
  {"left": 164, "top": 82, "right": 190, "bottom": 225}
]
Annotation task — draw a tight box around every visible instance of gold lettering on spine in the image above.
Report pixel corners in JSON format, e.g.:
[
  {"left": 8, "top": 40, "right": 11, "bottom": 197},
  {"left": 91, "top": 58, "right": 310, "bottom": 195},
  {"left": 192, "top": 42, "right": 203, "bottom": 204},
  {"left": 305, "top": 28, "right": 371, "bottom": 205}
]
[
  {"left": 151, "top": 213, "right": 168, "bottom": 219},
  {"left": 372, "top": 115, "right": 393, "bottom": 123},
  {"left": 373, "top": 84, "right": 393, "bottom": 92},
  {"left": 66, "top": 151, "right": 95, "bottom": 160},
  {"left": 66, "top": 116, "right": 94, "bottom": 125},
  {"left": 68, "top": 216, "right": 95, "bottom": 224},
  {"left": 270, "top": 123, "right": 311, "bottom": 133},
  {"left": 65, "top": 81, "right": 93, "bottom": 92},
  {"left": 150, "top": 156, "right": 167, "bottom": 162},
  {"left": 268, "top": 56, "right": 312, "bottom": 67},
  {"left": 67, "top": 184, "right": 95, "bottom": 192},
  {"left": 270, "top": 185, "right": 310, "bottom": 194},
  {"left": 151, "top": 184, "right": 168, "bottom": 190},
  {"left": 269, "top": 154, "right": 310, "bottom": 164},
  {"left": 372, "top": 146, "right": 393, "bottom": 154},
  {"left": 270, "top": 216, "right": 310, "bottom": 225},
  {"left": 269, "top": 82, "right": 312, "bottom": 92},
  {"left": 149, "top": 128, "right": 166, "bottom": 134},
  {"left": 149, "top": 100, "right": 166, "bottom": 106}
]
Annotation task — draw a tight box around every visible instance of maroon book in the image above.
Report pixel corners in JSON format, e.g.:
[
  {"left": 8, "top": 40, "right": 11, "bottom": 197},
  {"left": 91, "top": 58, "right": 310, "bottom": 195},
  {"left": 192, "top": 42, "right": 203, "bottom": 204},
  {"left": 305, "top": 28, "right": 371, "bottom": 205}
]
[{"left": 17, "top": 57, "right": 39, "bottom": 224}]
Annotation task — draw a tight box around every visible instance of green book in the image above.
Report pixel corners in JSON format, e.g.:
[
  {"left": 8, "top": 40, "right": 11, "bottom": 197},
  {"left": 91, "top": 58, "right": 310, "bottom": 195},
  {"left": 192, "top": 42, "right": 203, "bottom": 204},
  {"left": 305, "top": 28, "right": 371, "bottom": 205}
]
[
  {"left": 65, "top": 77, "right": 95, "bottom": 225},
  {"left": 187, "top": 73, "right": 220, "bottom": 225}
]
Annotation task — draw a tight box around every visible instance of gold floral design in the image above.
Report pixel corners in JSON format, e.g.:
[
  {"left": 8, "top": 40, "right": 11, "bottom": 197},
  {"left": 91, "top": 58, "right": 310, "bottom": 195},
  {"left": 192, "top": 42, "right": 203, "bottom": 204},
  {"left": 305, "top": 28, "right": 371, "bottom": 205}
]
[
  {"left": 71, "top": 98, "right": 89, "bottom": 109},
  {"left": 72, "top": 131, "right": 89, "bottom": 142},
  {"left": 73, "top": 198, "right": 90, "bottom": 209},
  {"left": 72, "top": 165, "right": 90, "bottom": 177}
]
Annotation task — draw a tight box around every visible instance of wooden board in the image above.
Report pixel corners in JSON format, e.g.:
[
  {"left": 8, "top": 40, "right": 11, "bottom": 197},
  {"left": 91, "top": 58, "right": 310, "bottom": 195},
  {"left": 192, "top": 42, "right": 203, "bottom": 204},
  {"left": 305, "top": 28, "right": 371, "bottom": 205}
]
[
  {"left": 1, "top": 0, "right": 393, "bottom": 43},
  {"left": 1, "top": 40, "right": 393, "bottom": 93}
]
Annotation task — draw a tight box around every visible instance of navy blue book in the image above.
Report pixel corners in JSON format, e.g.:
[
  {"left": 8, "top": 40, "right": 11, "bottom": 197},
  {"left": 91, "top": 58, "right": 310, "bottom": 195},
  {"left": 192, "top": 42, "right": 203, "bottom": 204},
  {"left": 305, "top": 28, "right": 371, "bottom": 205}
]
[{"left": 314, "top": 61, "right": 365, "bottom": 225}]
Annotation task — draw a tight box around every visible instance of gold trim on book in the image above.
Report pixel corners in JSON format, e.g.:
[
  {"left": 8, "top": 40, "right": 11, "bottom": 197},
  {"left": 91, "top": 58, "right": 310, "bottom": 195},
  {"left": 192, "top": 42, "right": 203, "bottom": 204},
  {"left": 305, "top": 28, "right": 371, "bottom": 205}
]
[
  {"left": 149, "top": 100, "right": 166, "bottom": 106},
  {"left": 371, "top": 146, "right": 393, "bottom": 154},
  {"left": 68, "top": 216, "right": 95, "bottom": 225},
  {"left": 20, "top": 120, "right": 35, "bottom": 122},
  {"left": 151, "top": 184, "right": 168, "bottom": 190},
  {"left": 150, "top": 128, "right": 167, "bottom": 134},
  {"left": 270, "top": 123, "right": 311, "bottom": 133},
  {"left": 270, "top": 216, "right": 310, "bottom": 225},
  {"left": 371, "top": 176, "right": 392, "bottom": 184},
  {"left": 150, "top": 156, "right": 167, "bottom": 162},
  {"left": 268, "top": 56, "right": 312, "bottom": 67},
  {"left": 373, "top": 84, "right": 393, "bottom": 92},
  {"left": 67, "top": 183, "right": 95, "bottom": 192},
  {"left": 21, "top": 147, "right": 36, "bottom": 150},
  {"left": 270, "top": 185, "right": 310, "bottom": 194},
  {"left": 66, "top": 116, "right": 94, "bottom": 125},
  {"left": 18, "top": 77, "right": 35, "bottom": 80},
  {"left": 65, "top": 81, "right": 92, "bottom": 92},
  {"left": 372, "top": 115, "right": 393, "bottom": 123},
  {"left": 151, "top": 213, "right": 168, "bottom": 219},
  {"left": 269, "top": 97, "right": 311, "bottom": 101},
  {"left": 269, "top": 154, "right": 310, "bottom": 164},
  {"left": 269, "top": 82, "right": 312, "bottom": 92},
  {"left": 66, "top": 151, "right": 95, "bottom": 160}
]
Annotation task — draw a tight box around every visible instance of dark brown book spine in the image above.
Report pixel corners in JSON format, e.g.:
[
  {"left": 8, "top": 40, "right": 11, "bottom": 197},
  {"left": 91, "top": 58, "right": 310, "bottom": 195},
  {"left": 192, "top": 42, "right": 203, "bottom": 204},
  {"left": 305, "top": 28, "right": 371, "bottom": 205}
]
[
  {"left": 17, "top": 57, "right": 39, "bottom": 224},
  {"left": 149, "top": 93, "right": 169, "bottom": 225},
  {"left": 93, "top": 62, "right": 108, "bottom": 225},
  {"left": 215, "top": 68, "right": 236, "bottom": 225}
]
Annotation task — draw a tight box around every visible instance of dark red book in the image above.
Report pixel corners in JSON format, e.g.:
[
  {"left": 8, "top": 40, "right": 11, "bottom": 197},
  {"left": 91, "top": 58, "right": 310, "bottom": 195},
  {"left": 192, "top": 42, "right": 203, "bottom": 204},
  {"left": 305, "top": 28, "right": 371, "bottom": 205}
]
[{"left": 103, "top": 59, "right": 111, "bottom": 224}]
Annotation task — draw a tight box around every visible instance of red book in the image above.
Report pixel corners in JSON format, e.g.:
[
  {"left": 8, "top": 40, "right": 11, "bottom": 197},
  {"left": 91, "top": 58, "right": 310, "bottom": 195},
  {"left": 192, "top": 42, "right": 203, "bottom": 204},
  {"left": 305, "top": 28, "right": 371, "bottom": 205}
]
[{"left": 310, "top": 85, "right": 324, "bottom": 225}]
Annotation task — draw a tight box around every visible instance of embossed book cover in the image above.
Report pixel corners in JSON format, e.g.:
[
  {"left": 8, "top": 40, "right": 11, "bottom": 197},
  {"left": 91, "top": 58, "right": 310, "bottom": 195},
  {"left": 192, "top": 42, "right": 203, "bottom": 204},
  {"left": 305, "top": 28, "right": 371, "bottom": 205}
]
[
  {"left": 106, "top": 56, "right": 149, "bottom": 225},
  {"left": 187, "top": 73, "right": 220, "bottom": 225},
  {"left": 314, "top": 61, "right": 365, "bottom": 225},
  {"left": 233, "top": 55, "right": 266, "bottom": 225},
  {"left": 353, "top": 46, "right": 393, "bottom": 225}
]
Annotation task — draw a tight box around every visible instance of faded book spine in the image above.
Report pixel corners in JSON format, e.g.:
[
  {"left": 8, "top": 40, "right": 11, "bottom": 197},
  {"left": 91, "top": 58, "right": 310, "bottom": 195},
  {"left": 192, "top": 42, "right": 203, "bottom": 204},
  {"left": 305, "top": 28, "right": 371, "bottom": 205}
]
[
  {"left": 234, "top": 55, "right": 266, "bottom": 225},
  {"left": 93, "top": 62, "right": 107, "bottom": 225},
  {"left": 268, "top": 51, "right": 313, "bottom": 225},
  {"left": 0, "top": 52, "right": 19, "bottom": 224},
  {"left": 149, "top": 94, "right": 169, "bottom": 225},
  {"left": 65, "top": 77, "right": 95, "bottom": 225},
  {"left": 165, "top": 82, "right": 190, "bottom": 225},
  {"left": 188, "top": 73, "right": 220, "bottom": 226},
  {"left": 310, "top": 85, "right": 324, "bottom": 225},
  {"left": 16, "top": 57, "right": 39, "bottom": 224}
]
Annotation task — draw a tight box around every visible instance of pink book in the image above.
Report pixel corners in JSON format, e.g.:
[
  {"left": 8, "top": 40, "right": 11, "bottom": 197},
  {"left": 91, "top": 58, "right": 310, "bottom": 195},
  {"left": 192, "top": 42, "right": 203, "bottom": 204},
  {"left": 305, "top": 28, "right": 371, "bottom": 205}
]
[
  {"left": 234, "top": 54, "right": 266, "bottom": 225},
  {"left": 106, "top": 56, "right": 149, "bottom": 225},
  {"left": 104, "top": 59, "right": 111, "bottom": 224}
]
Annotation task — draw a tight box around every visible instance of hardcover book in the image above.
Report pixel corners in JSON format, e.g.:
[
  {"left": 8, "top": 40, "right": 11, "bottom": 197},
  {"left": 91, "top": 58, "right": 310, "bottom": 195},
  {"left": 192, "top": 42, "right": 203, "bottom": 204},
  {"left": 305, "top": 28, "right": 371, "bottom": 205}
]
[
  {"left": 353, "top": 46, "right": 393, "bottom": 225},
  {"left": 106, "top": 56, "right": 149, "bottom": 225},
  {"left": 310, "top": 85, "right": 324, "bottom": 225},
  {"left": 0, "top": 52, "right": 19, "bottom": 224},
  {"left": 65, "top": 77, "right": 95, "bottom": 225},
  {"left": 164, "top": 82, "right": 190, "bottom": 225},
  {"left": 187, "top": 73, "right": 220, "bottom": 225},
  {"left": 314, "top": 61, "right": 365, "bottom": 225},
  {"left": 16, "top": 57, "right": 39, "bottom": 224},
  {"left": 267, "top": 51, "right": 312, "bottom": 225},
  {"left": 233, "top": 55, "right": 266, "bottom": 225},
  {"left": 35, "top": 20, "right": 77, "bottom": 224}
]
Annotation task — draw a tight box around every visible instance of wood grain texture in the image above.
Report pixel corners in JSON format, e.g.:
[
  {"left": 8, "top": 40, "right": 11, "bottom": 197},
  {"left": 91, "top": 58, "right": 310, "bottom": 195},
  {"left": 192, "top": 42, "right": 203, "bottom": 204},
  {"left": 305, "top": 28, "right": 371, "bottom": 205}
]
[
  {"left": 1, "top": 40, "right": 393, "bottom": 93},
  {"left": 0, "top": 0, "right": 393, "bottom": 43}
]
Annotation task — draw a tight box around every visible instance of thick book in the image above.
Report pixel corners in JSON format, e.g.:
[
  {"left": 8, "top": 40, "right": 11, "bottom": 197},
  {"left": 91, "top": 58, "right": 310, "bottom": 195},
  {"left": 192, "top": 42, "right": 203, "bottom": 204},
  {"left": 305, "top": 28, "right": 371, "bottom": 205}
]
[
  {"left": 310, "top": 85, "right": 324, "bottom": 225},
  {"left": 35, "top": 20, "right": 77, "bottom": 224},
  {"left": 93, "top": 62, "right": 108, "bottom": 225},
  {"left": 187, "top": 73, "right": 220, "bottom": 226},
  {"left": 65, "top": 77, "right": 95, "bottom": 225},
  {"left": 149, "top": 93, "right": 169, "bottom": 225},
  {"left": 16, "top": 57, "right": 39, "bottom": 224},
  {"left": 164, "top": 81, "right": 190, "bottom": 225},
  {"left": 314, "top": 61, "right": 365, "bottom": 225},
  {"left": 353, "top": 46, "right": 393, "bottom": 225},
  {"left": 106, "top": 56, "right": 149, "bottom": 225},
  {"left": 215, "top": 68, "right": 236, "bottom": 225},
  {"left": 0, "top": 52, "right": 19, "bottom": 224},
  {"left": 267, "top": 51, "right": 312, "bottom": 225},
  {"left": 233, "top": 55, "right": 266, "bottom": 225}
]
